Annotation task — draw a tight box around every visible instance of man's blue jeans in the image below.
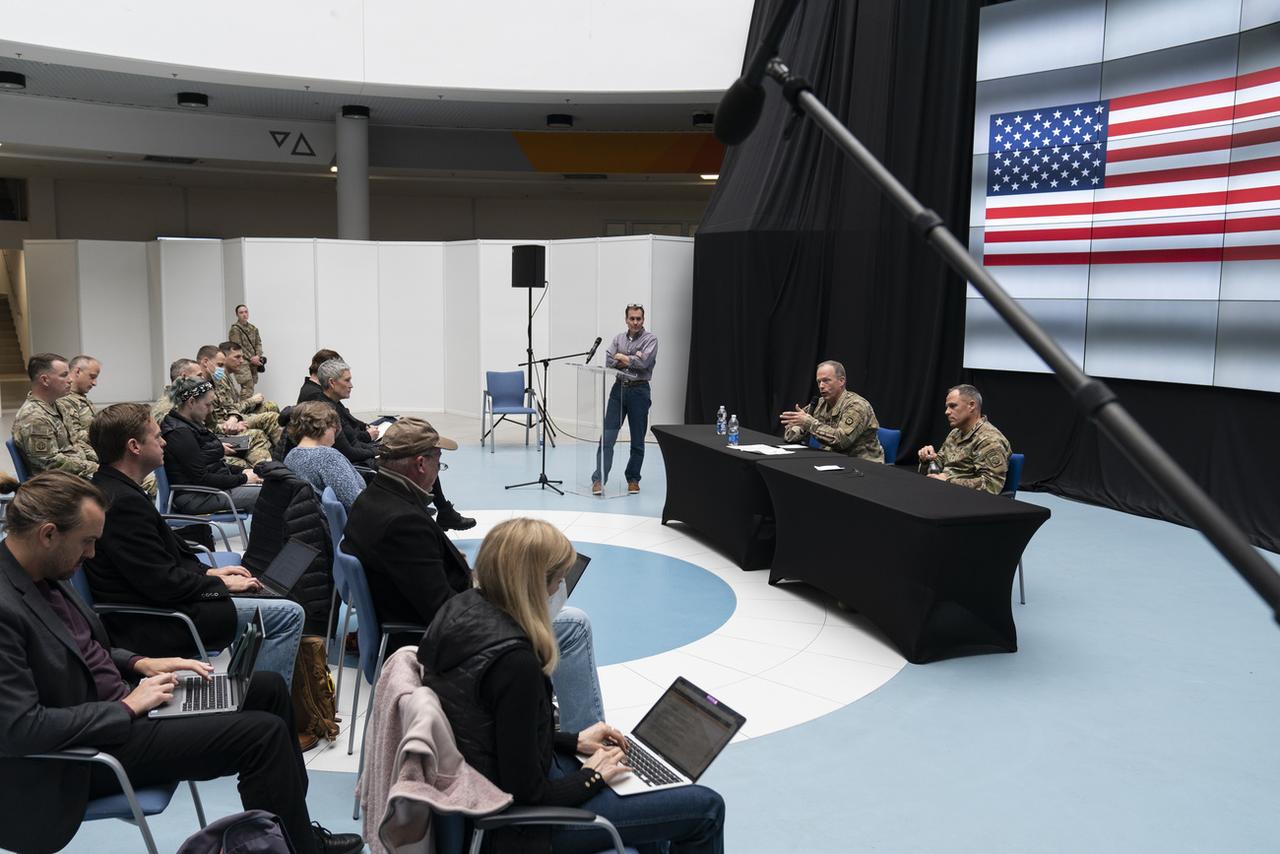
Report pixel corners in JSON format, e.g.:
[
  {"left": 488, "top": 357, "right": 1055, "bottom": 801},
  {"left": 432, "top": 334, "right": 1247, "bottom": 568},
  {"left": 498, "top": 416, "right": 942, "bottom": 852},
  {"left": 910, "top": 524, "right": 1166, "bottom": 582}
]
[
  {"left": 592, "top": 381, "right": 651, "bottom": 486},
  {"left": 551, "top": 605, "right": 606, "bottom": 732},
  {"left": 231, "top": 596, "right": 305, "bottom": 691}
]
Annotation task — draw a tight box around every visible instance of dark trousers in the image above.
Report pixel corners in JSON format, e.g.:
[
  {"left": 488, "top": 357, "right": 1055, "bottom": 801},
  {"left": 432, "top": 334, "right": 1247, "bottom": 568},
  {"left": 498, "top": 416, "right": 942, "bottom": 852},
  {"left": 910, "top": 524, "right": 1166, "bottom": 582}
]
[
  {"left": 89, "top": 672, "right": 319, "bottom": 854},
  {"left": 593, "top": 382, "right": 651, "bottom": 485}
]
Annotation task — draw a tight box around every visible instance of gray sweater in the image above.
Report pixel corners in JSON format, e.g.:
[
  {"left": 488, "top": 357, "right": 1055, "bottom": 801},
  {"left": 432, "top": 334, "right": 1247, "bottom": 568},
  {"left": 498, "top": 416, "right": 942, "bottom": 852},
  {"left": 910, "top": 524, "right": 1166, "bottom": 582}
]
[{"left": 284, "top": 445, "right": 366, "bottom": 509}]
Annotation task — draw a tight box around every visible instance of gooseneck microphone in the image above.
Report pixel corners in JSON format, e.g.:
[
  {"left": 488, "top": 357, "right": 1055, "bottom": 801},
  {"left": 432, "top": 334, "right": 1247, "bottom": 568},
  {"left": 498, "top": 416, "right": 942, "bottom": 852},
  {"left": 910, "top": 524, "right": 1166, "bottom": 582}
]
[
  {"left": 585, "top": 336, "right": 603, "bottom": 364},
  {"left": 810, "top": 394, "right": 821, "bottom": 413},
  {"left": 714, "top": 0, "right": 806, "bottom": 145}
]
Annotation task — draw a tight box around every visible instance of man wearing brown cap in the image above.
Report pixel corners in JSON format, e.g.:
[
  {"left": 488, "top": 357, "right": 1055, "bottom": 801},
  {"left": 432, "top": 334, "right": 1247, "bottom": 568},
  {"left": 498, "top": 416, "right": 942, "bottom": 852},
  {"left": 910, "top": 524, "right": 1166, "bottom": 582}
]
[{"left": 342, "top": 418, "right": 606, "bottom": 730}]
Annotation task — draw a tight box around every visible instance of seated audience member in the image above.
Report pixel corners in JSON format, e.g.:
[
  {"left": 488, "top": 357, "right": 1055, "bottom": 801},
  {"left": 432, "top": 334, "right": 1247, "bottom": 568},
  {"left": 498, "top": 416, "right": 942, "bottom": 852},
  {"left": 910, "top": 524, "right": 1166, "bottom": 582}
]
[
  {"left": 0, "top": 472, "right": 362, "bottom": 854},
  {"left": 780, "top": 359, "right": 884, "bottom": 463},
  {"left": 317, "top": 357, "right": 475, "bottom": 530},
  {"left": 222, "top": 340, "right": 279, "bottom": 414},
  {"left": 154, "top": 358, "right": 267, "bottom": 468},
  {"left": 284, "top": 400, "right": 365, "bottom": 509},
  {"left": 12, "top": 352, "right": 99, "bottom": 478},
  {"left": 421, "top": 518, "right": 726, "bottom": 853},
  {"left": 298, "top": 348, "right": 342, "bottom": 404},
  {"left": 56, "top": 353, "right": 100, "bottom": 447},
  {"left": 161, "top": 376, "right": 264, "bottom": 514},
  {"left": 86, "top": 403, "right": 305, "bottom": 689},
  {"left": 917, "top": 383, "right": 1011, "bottom": 494},
  {"left": 198, "top": 343, "right": 283, "bottom": 447},
  {"left": 344, "top": 418, "right": 603, "bottom": 730}
]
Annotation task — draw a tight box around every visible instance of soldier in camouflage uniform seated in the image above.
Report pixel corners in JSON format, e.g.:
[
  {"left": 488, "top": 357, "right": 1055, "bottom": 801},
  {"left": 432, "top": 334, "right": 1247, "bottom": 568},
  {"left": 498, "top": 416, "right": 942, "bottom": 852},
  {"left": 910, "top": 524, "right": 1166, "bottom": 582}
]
[
  {"left": 155, "top": 358, "right": 266, "bottom": 469},
  {"left": 781, "top": 359, "right": 884, "bottom": 463},
  {"left": 220, "top": 341, "right": 278, "bottom": 414},
  {"left": 195, "top": 345, "right": 282, "bottom": 452},
  {"left": 55, "top": 354, "right": 99, "bottom": 448},
  {"left": 11, "top": 353, "right": 98, "bottom": 479},
  {"left": 917, "top": 384, "right": 1011, "bottom": 494}
]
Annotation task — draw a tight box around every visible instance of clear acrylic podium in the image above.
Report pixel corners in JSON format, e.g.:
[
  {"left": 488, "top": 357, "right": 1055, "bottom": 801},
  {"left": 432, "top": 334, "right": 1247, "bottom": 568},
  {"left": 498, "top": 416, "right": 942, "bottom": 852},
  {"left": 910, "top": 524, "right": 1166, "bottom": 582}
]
[{"left": 571, "top": 364, "right": 628, "bottom": 499}]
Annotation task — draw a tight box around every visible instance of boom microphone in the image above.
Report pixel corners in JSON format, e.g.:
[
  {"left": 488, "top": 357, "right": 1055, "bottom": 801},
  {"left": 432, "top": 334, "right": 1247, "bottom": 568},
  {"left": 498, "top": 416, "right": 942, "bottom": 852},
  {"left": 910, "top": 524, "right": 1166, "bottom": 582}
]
[
  {"left": 585, "top": 336, "right": 603, "bottom": 364},
  {"left": 714, "top": 0, "right": 806, "bottom": 145}
]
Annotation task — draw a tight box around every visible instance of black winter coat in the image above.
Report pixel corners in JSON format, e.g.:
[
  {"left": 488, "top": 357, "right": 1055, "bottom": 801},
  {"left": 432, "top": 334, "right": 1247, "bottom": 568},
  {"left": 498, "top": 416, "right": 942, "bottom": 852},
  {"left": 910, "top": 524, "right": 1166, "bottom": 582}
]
[
  {"left": 241, "top": 462, "right": 334, "bottom": 635},
  {"left": 160, "top": 410, "right": 249, "bottom": 491}
]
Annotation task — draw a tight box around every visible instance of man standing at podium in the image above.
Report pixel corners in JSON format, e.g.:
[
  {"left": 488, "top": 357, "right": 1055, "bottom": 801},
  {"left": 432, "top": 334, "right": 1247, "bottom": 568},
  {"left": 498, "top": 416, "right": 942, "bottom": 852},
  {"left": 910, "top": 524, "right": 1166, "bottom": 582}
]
[{"left": 592, "top": 303, "right": 658, "bottom": 495}]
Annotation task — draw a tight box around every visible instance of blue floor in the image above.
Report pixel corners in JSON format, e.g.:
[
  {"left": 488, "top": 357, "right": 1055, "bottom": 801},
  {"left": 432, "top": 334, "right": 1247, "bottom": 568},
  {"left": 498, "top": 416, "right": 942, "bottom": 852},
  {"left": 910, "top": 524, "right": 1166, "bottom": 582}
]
[{"left": 52, "top": 436, "right": 1280, "bottom": 853}]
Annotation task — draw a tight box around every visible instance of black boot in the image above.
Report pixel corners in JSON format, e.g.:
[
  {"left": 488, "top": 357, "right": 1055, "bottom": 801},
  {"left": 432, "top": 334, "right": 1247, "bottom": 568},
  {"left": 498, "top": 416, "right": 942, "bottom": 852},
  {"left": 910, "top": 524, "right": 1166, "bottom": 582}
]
[
  {"left": 436, "top": 501, "right": 476, "bottom": 531},
  {"left": 311, "top": 822, "right": 363, "bottom": 854}
]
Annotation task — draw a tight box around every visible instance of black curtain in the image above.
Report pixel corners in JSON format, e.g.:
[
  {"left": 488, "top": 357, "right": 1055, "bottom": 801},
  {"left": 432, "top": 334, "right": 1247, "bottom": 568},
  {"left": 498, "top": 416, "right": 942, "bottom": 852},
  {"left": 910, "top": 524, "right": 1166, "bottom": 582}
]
[
  {"left": 687, "top": 0, "right": 984, "bottom": 463},
  {"left": 687, "top": 0, "right": 1280, "bottom": 553}
]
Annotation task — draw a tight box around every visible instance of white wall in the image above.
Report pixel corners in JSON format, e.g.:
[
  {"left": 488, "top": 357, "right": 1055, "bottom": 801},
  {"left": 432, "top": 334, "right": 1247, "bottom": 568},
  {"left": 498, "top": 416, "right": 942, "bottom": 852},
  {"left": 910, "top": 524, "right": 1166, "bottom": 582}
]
[
  {"left": 76, "top": 241, "right": 152, "bottom": 402},
  {"left": 150, "top": 240, "right": 227, "bottom": 394},
  {"left": 547, "top": 239, "right": 601, "bottom": 425},
  {"left": 315, "top": 241, "right": 381, "bottom": 413},
  {"left": 24, "top": 240, "right": 80, "bottom": 359},
  {"left": 378, "top": 242, "right": 445, "bottom": 412},
  {"left": 443, "top": 243, "right": 481, "bottom": 416},
  {"left": 240, "top": 240, "right": 317, "bottom": 406}
]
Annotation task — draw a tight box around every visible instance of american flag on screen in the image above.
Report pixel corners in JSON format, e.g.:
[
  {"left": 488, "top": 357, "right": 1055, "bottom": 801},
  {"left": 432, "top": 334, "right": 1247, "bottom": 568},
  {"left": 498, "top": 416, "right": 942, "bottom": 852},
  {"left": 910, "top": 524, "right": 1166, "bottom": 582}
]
[{"left": 982, "top": 65, "right": 1280, "bottom": 266}]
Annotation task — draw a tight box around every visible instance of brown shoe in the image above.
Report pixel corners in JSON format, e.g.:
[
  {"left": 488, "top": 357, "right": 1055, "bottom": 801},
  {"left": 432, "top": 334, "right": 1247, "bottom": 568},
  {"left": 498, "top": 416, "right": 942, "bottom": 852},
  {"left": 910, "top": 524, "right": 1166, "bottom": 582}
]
[
  {"left": 299, "top": 733, "right": 320, "bottom": 752},
  {"left": 628, "top": 482, "right": 640, "bottom": 494},
  {"left": 592, "top": 481, "right": 602, "bottom": 495}
]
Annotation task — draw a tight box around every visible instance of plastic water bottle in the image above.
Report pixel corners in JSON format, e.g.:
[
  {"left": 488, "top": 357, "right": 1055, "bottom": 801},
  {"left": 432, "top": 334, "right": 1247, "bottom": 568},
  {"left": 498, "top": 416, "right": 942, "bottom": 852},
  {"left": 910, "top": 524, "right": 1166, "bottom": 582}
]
[
  {"left": 727, "top": 414, "right": 740, "bottom": 446},
  {"left": 716, "top": 405, "right": 727, "bottom": 435}
]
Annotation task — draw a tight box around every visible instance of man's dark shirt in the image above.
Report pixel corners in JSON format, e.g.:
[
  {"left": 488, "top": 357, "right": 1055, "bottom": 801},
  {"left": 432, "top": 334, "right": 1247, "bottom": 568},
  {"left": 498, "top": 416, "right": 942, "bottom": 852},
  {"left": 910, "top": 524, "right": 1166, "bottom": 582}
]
[{"left": 36, "top": 580, "right": 131, "bottom": 703}]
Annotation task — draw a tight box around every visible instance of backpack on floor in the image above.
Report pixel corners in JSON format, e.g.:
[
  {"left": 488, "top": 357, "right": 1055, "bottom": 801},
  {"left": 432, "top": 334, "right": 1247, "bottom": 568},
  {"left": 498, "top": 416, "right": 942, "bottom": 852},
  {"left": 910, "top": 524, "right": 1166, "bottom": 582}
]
[
  {"left": 177, "top": 809, "right": 297, "bottom": 854},
  {"left": 292, "top": 634, "right": 340, "bottom": 742}
]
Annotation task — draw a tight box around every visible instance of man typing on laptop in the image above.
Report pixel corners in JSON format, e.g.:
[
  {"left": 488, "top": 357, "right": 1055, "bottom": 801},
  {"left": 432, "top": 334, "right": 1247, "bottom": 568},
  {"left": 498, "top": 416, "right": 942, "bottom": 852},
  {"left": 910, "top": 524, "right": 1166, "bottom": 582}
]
[
  {"left": 83, "top": 403, "right": 305, "bottom": 689},
  {"left": 0, "top": 473, "right": 362, "bottom": 854}
]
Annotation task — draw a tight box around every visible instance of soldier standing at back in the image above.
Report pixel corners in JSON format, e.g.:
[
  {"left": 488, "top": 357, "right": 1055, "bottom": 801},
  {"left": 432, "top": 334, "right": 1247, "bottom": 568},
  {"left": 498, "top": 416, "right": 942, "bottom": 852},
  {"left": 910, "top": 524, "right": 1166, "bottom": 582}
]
[
  {"left": 56, "top": 354, "right": 100, "bottom": 447},
  {"left": 780, "top": 360, "right": 884, "bottom": 463},
  {"left": 228, "top": 303, "right": 264, "bottom": 399},
  {"left": 917, "top": 384, "right": 1011, "bottom": 494},
  {"left": 12, "top": 353, "right": 98, "bottom": 478}
]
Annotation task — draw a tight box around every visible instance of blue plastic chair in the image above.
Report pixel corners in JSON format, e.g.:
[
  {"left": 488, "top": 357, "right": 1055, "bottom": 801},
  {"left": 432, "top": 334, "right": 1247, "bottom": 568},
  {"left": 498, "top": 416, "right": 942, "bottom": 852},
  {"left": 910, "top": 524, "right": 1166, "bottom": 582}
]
[
  {"left": 320, "top": 487, "right": 356, "bottom": 695},
  {"left": 877, "top": 427, "right": 901, "bottom": 464},
  {"left": 71, "top": 565, "right": 213, "bottom": 662},
  {"left": 154, "top": 465, "right": 251, "bottom": 545},
  {"left": 7, "top": 437, "right": 31, "bottom": 482},
  {"left": 1001, "top": 453, "right": 1027, "bottom": 604},
  {"left": 481, "top": 370, "right": 539, "bottom": 453}
]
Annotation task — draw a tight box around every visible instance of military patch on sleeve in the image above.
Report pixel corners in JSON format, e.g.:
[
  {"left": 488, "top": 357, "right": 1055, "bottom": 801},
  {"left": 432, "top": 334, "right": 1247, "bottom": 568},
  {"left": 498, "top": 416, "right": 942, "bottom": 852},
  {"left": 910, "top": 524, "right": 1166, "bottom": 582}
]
[
  {"left": 844, "top": 416, "right": 855, "bottom": 426},
  {"left": 983, "top": 449, "right": 1006, "bottom": 468},
  {"left": 31, "top": 435, "right": 53, "bottom": 454}
]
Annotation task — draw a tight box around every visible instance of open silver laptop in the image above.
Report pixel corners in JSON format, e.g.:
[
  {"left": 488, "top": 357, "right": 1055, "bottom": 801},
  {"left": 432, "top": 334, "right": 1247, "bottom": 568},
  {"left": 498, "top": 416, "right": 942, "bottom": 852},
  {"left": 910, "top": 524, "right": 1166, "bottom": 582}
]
[
  {"left": 603, "top": 677, "right": 746, "bottom": 796},
  {"left": 149, "top": 608, "right": 263, "bottom": 719}
]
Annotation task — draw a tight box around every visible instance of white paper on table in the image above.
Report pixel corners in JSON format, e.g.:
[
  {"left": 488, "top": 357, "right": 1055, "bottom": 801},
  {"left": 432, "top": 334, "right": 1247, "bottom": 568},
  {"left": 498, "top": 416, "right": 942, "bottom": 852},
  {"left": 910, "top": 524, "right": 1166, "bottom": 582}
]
[
  {"left": 732, "top": 444, "right": 794, "bottom": 455},
  {"left": 813, "top": 464, "right": 844, "bottom": 471},
  {"left": 778, "top": 444, "right": 809, "bottom": 450}
]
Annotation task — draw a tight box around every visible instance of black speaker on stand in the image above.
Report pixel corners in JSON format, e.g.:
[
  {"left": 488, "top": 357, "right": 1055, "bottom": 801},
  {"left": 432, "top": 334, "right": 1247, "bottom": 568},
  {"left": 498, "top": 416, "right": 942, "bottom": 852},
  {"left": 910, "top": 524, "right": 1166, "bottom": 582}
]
[{"left": 505, "top": 245, "right": 563, "bottom": 493}]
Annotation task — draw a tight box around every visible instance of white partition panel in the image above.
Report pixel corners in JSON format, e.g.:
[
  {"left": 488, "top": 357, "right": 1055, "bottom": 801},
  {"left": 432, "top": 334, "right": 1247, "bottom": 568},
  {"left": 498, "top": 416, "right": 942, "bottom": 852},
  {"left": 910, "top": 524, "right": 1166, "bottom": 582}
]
[
  {"left": 443, "top": 242, "right": 480, "bottom": 416},
  {"left": 379, "top": 242, "right": 445, "bottom": 413},
  {"left": 222, "top": 239, "right": 245, "bottom": 320},
  {"left": 547, "top": 239, "right": 600, "bottom": 428},
  {"left": 151, "top": 240, "right": 226, "bottom": 395},
  {"left": 77, "top": 241, "right": 152, "bottom": 403},
  {"left": 146, "top": 243, "right": 162, "bottom": 395},
  {"left": 596, "top": 237, "right": 653, "bottom": 344},
  {"left": 24, "top": 240, "right": 81, "bottom": 360},
  {"left": 649, "top": 237, "right": 694, "bottom": 426},
  {"left": 477, "top": 241, "right": 551, "bottom": 422},
  {"left": 240, "top": 239, "right": 317, "bottom": 406},
  {"left": 315, "top": 241, "right": 380, "bottom": 413}
]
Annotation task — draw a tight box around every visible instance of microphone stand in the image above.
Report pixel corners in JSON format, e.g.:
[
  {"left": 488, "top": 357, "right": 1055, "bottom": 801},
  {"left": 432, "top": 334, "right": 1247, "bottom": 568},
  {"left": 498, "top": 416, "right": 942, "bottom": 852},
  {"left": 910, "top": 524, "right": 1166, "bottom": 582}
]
[
  {"left": 505, "top": 347, "right": 595, "bottom": 494},
  {"left": 737, "top": 49, "right": 1280, "bottom": 623}
]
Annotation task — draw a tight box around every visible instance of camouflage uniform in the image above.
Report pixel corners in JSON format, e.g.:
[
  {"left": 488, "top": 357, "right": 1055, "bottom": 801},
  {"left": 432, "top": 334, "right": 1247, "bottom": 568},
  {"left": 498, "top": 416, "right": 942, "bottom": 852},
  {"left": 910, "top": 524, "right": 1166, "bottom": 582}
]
[
  {"left": 56, "top": 390, "right": 95, "bottom": 448},
  {"left": 922, "top": 416, "right": 1010, "bottom": 494},
  {"left": 783, "top": 389, "right": 884, "bottom": 463},
  {"left": 210, "top": 374, "right": 282, "bottom": 448},
  {"left": 229, "top": 373, "right": 279, "bottom": 414},
  {"left": 12, "top": 393, "right": 98, "bottom": 478},
  {"left": 228, "top": 320, "right": 263, "bottom": 397},
  {"left": 154, "top": 388, "right": 257, "bottom": 469}
]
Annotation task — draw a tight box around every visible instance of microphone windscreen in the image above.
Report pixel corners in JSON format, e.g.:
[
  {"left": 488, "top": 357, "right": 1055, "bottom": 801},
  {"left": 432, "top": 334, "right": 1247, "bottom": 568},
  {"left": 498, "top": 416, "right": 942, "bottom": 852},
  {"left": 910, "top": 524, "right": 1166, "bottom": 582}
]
[{"left": 714, "top": 79, "right": 767, "bottom": 145}]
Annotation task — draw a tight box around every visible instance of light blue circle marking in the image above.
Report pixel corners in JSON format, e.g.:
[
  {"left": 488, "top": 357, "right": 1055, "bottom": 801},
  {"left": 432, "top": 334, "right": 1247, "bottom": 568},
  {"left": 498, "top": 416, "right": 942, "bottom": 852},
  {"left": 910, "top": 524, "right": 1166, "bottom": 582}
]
[{"left": 454, "top": 540, "right": 737, "bottom": 666}]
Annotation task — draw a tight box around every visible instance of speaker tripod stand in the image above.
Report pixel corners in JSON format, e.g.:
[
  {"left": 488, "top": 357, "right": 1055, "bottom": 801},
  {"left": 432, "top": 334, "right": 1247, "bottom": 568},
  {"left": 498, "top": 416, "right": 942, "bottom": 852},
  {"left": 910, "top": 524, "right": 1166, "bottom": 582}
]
[{"left": 504, "top": 346, "right": 596, "bottom": 494}]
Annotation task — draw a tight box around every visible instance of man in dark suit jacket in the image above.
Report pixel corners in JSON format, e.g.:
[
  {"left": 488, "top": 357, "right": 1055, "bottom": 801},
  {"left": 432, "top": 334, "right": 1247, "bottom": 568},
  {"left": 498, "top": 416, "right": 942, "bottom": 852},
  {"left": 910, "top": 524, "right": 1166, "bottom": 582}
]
[{"left": 0, "top": 472, "right": 361, "bottom": 854}]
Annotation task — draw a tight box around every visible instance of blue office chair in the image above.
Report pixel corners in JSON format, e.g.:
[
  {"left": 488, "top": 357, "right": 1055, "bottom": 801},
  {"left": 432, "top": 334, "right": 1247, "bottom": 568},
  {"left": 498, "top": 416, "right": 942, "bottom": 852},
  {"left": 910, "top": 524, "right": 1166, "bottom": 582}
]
[
  {"left": 342, "top": 548, "right": 428, "bottom": 819},
  {"left": 481, "top": 370, "right": 539, "bottom": 453},
  {"left": 1001, "top": 453, "right": 1027, "bottom": 604},
  {"left": 320, "top": 487, "right": 357, "bottom": 688},
  {"left": 7, "top": 437, "right": 31, "bottom": 482},
  {"left": 877, "top": 427, "right": 901, "bottom": 464},
  {"left": 29, "top": 748, "right": 206, "bottom": 854},
  {"left": 154, "top": 465, "right": 251, "bottom": 545},
  {"left": 71, "top": 565, "right": 213, "bottom": 662}
]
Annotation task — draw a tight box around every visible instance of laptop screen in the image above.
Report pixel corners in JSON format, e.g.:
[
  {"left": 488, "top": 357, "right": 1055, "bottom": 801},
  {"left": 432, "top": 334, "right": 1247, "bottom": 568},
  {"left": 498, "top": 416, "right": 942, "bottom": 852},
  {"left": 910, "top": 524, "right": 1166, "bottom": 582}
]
[
  {"left": 227, "top": 608, "right": 265, "bottom": 679},
  {"left": 565, "top": 553, "right": 591, "bottom": 597},
  {"left": 631, "top": 677, "right": 746, "bottom": 782},
  {"left": 262, "top": 538, "right": 320, "bottom": 593}
]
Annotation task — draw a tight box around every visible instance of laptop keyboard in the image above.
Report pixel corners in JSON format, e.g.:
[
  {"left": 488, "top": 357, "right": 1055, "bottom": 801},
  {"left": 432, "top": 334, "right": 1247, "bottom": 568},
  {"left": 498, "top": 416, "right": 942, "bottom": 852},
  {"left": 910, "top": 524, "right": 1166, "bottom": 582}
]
[
  {"left": 181, "top": 674, "right": 231, "bottom": 712},
  {"left": 624, "top": 737, "right": 680, "bottom": 786}
]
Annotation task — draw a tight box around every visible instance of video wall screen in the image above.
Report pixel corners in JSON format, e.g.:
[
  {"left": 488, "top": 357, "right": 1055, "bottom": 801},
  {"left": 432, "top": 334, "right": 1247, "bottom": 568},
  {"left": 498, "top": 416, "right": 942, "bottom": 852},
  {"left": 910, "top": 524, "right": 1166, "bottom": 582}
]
[{"left": 966, "top": 0, "right": 1280, "bottom": 393}]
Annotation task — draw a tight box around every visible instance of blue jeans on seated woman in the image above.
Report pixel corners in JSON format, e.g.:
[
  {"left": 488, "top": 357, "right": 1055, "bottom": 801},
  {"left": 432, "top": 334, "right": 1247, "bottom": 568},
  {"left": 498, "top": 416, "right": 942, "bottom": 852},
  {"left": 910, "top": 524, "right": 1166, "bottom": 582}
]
[
  {"left": 551, "top": 605, "right": 606, "bottom": 732},
  {"left": 547, "top": 752, "right": 725, "bottom": 854}
]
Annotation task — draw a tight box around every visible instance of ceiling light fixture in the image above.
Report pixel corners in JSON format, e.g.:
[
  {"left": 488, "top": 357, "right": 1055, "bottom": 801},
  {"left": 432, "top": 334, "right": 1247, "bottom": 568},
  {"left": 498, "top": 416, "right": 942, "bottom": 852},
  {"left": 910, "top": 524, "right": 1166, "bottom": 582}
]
[
  {"left": 0, "top": 71, "right": 27, "bottom": 90},
  {"left": 176, "top": 91, "right": 208, "bottom": 108},
  {"left": 700, "top": 174, "right": 720, "bottom": 181},
  {"left": 546, "top": 113, "right": 574, "bottom": 129},
  {"left": 341, "top": 104, "right": 370, "bottom": 119}
]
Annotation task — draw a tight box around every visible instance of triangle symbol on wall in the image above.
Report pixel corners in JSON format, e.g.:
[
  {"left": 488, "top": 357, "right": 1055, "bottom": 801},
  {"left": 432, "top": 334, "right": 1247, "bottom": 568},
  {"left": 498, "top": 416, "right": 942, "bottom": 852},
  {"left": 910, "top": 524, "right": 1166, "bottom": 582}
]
[
  {"left": 291, "top": 133, "right": 316, "bottom": 157},
  {"left": 269, "top": 130, "right": 290, "bottom": 148}
]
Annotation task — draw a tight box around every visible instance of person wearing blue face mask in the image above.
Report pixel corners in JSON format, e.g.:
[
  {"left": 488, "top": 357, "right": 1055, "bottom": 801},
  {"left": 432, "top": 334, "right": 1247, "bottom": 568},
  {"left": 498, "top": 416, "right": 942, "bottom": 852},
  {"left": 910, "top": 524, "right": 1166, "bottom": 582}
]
[{"left": 196, "top": 344, "right": 283, "bottom": 449}]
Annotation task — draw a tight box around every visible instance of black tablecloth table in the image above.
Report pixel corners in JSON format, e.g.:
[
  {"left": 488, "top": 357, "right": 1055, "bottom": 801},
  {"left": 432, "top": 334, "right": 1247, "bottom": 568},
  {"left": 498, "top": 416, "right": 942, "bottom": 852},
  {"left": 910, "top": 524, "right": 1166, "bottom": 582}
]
[
  {"left": 757, "top": 457, "right": 1050, "bottom": 663},
  {"left": 652, "top": 424, "right": 830, "bottom": 570}
]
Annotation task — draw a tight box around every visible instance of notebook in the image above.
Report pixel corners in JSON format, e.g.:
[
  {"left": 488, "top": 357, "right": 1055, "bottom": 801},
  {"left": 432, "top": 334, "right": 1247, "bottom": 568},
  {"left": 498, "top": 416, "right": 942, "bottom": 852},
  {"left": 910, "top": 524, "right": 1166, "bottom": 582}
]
[
  {"left": 236, "top": 538, "right": 319, "bottom": 599},
  {"left": 149, "top": 608, "right": 264, "bottom": 719},
  {"left": 599, "top": 677, "right": 746, "bottom": 796}
]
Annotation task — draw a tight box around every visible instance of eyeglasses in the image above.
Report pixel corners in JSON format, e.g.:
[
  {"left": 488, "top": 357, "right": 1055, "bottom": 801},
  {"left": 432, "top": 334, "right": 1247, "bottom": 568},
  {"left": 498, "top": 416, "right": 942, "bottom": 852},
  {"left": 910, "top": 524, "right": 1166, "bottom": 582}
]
[
  {"left": 424, "top": 454, "right": 448, "bottom": 471},
  {"left": 626, "top": 303, "right": 644, "bottom": 311}
]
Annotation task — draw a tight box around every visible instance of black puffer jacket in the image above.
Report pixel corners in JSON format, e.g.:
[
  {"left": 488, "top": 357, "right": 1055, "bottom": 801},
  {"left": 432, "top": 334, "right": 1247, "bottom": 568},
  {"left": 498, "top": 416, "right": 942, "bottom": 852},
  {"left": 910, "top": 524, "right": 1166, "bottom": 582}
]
[{"left": 241, "top": 461, "right": 333, "bottom": 634}]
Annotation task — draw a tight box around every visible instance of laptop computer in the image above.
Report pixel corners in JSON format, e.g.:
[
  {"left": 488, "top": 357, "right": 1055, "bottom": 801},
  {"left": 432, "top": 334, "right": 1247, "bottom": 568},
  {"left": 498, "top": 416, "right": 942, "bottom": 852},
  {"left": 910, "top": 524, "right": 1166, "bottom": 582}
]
[
  {"left": 600, "top": 677, "right": 746, "bottom": 796},
  {"left": 217, "top": 434, "right": 252, "bottom": 452},
  {"left": 565, "top": 553, "right": 591, "bottom": 597},
  {"left": 237, "top": 538, "right": 319, "bottom": 599},
  {"left": 149, "top": 608, "right": 264, "bottom": 719}
]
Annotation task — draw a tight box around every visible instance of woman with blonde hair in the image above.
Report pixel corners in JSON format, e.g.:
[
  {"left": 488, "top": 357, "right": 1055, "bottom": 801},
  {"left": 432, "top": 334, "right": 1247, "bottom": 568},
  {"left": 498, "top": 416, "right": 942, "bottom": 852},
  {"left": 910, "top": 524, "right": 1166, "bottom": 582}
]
[{"left": 420, "top": 518, "right": 725, "bottom": 854}]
